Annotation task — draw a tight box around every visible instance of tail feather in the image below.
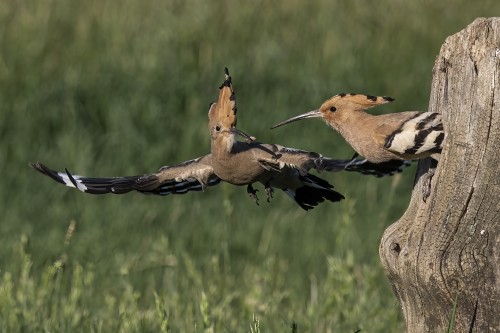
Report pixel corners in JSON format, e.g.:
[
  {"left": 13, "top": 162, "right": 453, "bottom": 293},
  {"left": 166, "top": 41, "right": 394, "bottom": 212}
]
[{"left": 285, "top": 173, "right": 344, "bottom": 211}]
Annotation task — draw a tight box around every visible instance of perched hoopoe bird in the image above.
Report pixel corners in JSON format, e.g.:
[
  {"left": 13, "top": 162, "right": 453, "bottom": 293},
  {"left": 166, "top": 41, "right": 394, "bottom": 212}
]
[
  {"left": 272, "top": 93, "right": 445, "bottom": 163},
  {"left": 31, "top": 74, "right": 409, "bottom": 210}
]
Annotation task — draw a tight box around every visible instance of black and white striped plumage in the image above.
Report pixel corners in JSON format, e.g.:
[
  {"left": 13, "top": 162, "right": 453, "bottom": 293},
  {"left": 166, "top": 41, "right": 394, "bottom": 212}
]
[
  {"left": 30, "top": 155, "right": 221, "bottom": 197},
  {"left": 323, "top": 158, "right": 411, "bottom": 177},
  {"left": 382, "top": 112, "right": 444, "bottom": 157}
]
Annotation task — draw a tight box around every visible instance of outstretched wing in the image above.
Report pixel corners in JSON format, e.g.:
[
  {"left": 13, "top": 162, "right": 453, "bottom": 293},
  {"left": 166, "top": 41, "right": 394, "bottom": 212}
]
[
  {"left": 245, "top": 140, "right": 411, "bottom": 180},
  {"left": 30, "top": 155, "right": 221, "bottom": 196},
  {"left": 322, "top": 158, "right": 412, "bottom": 177},
  {"left": 252, "top": 143, "right": 324, "bottom": 176}
]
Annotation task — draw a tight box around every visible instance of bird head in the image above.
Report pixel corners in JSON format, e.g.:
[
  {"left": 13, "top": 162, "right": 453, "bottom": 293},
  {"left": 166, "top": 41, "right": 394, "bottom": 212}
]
[
  {"left": 208, "top": 68, "right": 254, "bottom": 143},
  {"left": 271, "top": 93, "right": 394, "bottom": 129}
]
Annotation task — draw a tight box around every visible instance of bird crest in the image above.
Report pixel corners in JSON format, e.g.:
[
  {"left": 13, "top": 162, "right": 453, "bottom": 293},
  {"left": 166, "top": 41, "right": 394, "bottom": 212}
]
[
  {"left": 320, "top": 93, "right": 395, "bottom": 112},
  {"left": 208, "top": 67, "right": 237, "bottom": 129}
]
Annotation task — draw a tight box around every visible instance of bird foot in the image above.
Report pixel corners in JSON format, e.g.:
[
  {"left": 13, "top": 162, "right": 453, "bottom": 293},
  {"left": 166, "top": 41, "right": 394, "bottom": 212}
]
[
  {"left": 265, "top": 187, "right": 274, "bottom": 203},
  {"left": 422, "top": 159, "right": 438, "bottom": 202},
  {"left": 343, "top": 152, "right": 360, "bottom": 169},
  {"left": 247, "top": 184, "right": 260, "bottom": 206}
]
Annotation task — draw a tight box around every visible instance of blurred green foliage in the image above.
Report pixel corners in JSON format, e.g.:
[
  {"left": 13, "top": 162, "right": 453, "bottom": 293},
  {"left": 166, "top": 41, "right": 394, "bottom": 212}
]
[{"left": 1, "top": 0, "right": 497, "bottom": 331}]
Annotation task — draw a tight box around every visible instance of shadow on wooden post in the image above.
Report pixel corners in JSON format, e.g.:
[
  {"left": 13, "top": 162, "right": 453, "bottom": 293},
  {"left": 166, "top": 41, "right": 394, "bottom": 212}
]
[{"left": 380, "top": 18, "right": 500, "bottom": 333}]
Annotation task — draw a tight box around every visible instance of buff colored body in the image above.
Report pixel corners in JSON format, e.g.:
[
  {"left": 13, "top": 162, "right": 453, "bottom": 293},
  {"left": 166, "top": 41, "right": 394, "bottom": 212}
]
[{"left": 272, "top": 93, "right": 445, "bottom": 163}]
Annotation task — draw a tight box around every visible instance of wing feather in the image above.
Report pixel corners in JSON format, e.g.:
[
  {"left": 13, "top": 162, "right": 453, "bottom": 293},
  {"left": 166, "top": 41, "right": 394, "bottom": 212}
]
[
  {"left": 376, "top": 112, "right": 444, "bottom": 156},
  {"left": 30, "top": 154, "right": 220, "bottom": 196}
]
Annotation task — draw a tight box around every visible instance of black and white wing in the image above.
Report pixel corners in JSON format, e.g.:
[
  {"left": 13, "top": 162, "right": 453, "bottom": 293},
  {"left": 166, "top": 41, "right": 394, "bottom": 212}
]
[
  {"left": 253, "top": 143, "right": 410, "bottom": 178},
  {"left": 376, "top": 112, "right": 445, "bottom": 157},
  {"left": 30, "top": 154, "right": 221, "bottom": 196},
  {"left": 322, "top": 158, "right": 412, "bottom": 177},
  {"left": 252, "top": 144, "right": 325, "bottom": 176}
]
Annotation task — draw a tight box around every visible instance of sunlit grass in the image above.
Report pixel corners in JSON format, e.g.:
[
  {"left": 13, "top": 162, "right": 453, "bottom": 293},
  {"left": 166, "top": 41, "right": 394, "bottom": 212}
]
[{"left": 1, "top": 233, "right": 402, "bottom": 332}]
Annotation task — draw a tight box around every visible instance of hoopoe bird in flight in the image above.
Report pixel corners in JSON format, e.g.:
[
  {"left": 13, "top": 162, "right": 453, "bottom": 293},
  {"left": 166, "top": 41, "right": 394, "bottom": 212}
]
[
  {"left": 272, "top": 93, "right": 445, "bottom": 163},
  {"left": 31, "top": 72, "right": 409, "bottom": 210}
]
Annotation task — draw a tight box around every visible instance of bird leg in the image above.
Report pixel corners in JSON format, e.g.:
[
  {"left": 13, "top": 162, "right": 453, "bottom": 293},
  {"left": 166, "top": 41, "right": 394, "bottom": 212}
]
[
  {"left": 264, "top": 183, "right": 274, "bottom": 202},
  {"left": 343, "top": 152, "right": 360, "bottom": 169},
  {"left": 247, "top": 184, "right": 260, "bottom": 206},
  {"left": 422, "top": 158, "right": 438, "bottom": 202}
]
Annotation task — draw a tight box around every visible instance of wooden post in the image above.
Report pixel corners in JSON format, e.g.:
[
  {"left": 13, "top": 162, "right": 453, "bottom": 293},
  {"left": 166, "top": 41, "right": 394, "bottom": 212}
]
[{"left": 380, "top": 18, "right": 500, "bottom": 333}]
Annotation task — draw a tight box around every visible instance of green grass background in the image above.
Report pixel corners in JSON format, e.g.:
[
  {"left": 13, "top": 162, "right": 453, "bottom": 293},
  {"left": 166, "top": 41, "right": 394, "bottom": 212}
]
[{"left": 1, "top": 1, "right": 497, "bottom": 331}]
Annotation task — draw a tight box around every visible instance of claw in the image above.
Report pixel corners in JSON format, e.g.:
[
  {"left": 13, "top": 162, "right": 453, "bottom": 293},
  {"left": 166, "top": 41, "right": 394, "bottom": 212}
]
[
  {"left": 422, "top": 159, "right": 438, "bottom": 202},
  {"left": 247, "top": 184, "right": 260, "bottom": 206},
  {"left": 265, "top": 186, "right": 274, "bottom": 203},
  {"left": 343, "top": 152, "right": 360, "bottom": 170}
]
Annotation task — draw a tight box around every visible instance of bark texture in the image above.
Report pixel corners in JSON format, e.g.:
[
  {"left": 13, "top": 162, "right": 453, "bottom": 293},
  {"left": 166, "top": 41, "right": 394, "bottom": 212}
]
[{"left": 380, "top": 18, "right": 500, "bottom": 333}]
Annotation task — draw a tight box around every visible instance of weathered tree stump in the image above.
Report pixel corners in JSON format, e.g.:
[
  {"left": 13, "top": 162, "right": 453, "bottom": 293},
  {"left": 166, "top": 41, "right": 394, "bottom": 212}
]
[{"left": 380, "top": 18, "right": 500, "bottom": 333}]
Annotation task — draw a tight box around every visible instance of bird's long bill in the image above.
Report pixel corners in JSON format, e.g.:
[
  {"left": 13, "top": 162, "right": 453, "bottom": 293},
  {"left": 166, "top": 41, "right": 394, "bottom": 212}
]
[
  {"left": 271, "top": 110, "right": 322, "bottom": 129},
  {"left": 229, "top": 127, "right": 256, "bottom": 143}
]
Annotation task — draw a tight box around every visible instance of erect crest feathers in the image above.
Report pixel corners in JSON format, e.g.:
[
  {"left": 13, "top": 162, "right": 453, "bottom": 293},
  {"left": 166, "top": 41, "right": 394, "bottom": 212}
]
[
  {"left": 208, "top": 67, "right": 237, "bottom": 128},
  {"left": 321, "top": 93, "right": 395, "bottom": 112}
]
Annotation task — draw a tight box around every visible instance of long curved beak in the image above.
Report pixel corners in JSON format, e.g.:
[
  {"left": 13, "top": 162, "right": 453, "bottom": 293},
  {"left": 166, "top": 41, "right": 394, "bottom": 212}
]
[
  {"left": 271, "top": 110, "right": 322, "bottom": 129},
  {"left": 228, "top": 127, "right": 256, "bottom": 143}
]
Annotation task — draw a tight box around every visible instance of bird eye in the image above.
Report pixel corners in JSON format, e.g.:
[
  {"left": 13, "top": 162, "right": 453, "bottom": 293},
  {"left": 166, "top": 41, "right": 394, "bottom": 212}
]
[
  {"left": 329, "top": 106, "right": 337, "bottom": 112},
  {"left": 215, "top": 125, "right": 221, "bottom": 132}
]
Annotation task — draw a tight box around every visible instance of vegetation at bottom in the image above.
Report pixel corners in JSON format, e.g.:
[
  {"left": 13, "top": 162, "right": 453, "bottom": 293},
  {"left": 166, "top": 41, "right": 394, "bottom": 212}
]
[{"left": 1, "top": 0, "right": 497, "bottom": 331}]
